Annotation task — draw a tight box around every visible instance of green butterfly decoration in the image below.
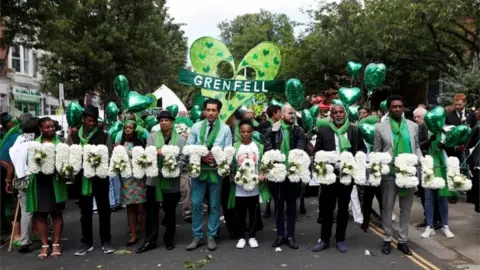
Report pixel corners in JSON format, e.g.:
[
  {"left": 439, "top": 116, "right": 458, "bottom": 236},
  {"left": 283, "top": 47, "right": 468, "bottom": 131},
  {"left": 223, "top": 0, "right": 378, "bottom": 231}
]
[{"left": 189, "top": 37, "right": 282, "bottom": 122}]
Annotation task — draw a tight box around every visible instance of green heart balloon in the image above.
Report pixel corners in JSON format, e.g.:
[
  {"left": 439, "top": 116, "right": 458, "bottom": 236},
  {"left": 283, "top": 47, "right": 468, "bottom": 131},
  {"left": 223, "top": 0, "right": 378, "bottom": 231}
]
[
  {"left": 309, "top": 105, "right": 320, "bottom": 118},
  {"left": 166, "top": 104, "right": 179, "bottom": 118},
  {"left": 270, "top": 99, "right": 284, "bottom": 107},
  {"left": 316, "top": 118, "right": 330, "bottom": 129},
  {"left": 285, "top": 78, "right": 305, "bottom": 109},
  {"left": 107, "top": 120, "right": 124, "bottom": 139},
  {"left": 144, "top": 115, "right": 158, "bottom": 132},
  {"left": 105, "top": 102, "right": 119, "bottom": 124},
  {"left": 66, "top": 101, "right": 84, "bottom": 127},
  {"left": 332, "top": 99, "right": 344, "bottom": 106},
  {"left": 379, "top": 100, "right": 387, "bottom": 112},
  {"left": 190, "top": 105, "right": 202, "bottom": 122},
  {"left": 445, "top": 125, "right": 472, "bottom": 147},
  {"left": 359, "top": 123, "right": 376, "bottom": 145},
  {"left": 347, "top": 105, "right": 360, "bottom": 122},
  {"left": 126, "top": 91, "right": 154, "bottom": 113},
  {"left": 424, "top": 106, "right": 446, "bottom": 134},
  {"left": 174, "top": 116, "right": 194, "bottom": 128},
  {"left": 364, "top": 63, "right": 386, "bottom": 95},
  {"left": 358, "top": 115, "right": 379, "bottom": 125},
  {"left": 301, "top": 109, "right": 314, "bottom": 132},
  {"left": 114, "top": 75, "right": 130, "bottom": 108},
  {"left": 346, "top": 61, "right": 362, "bottom": 78},
  {"left": 339, "top": 87, "right": 361, "bottom": 106}
]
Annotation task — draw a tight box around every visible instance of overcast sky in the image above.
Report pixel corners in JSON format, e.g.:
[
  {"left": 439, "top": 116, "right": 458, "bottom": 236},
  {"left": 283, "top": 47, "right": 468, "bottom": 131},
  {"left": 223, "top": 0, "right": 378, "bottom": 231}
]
[{"left": 166, "top": 0, "right": 319, "bottom": 47}]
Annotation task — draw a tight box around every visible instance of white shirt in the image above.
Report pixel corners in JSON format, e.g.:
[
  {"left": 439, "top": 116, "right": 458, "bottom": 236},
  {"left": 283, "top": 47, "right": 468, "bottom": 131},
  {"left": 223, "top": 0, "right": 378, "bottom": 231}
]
[
  {"left": 235, "top": 142, "right": 260, "bottom": 197},
  {"left": 9, "top": 133, "right": 35, "bottom": 179}
]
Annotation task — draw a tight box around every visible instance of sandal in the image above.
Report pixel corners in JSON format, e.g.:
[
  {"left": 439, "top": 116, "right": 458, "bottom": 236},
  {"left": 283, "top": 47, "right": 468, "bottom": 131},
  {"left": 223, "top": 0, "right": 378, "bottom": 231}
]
[
  {"left": 38, "top": 245, "right": 49, "bottom": 259},
  {"left": 51, "top": 243, "right": 62, "bottom": 258}
]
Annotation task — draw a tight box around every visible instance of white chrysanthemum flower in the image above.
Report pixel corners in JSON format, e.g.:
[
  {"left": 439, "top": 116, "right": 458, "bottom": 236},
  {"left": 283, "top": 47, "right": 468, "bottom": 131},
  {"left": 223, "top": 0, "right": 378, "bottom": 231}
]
[
  {"left": 353, "top": 151, "right": 367, "bottom": 186},
  {"left": 108, "top": 145, "right": 132, "bottom": 178}
]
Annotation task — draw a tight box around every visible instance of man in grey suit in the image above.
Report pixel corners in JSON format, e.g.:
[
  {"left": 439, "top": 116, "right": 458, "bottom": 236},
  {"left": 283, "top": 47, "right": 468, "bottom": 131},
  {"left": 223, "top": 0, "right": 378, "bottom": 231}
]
[{"left": 374, "top": 95, "right": 423, "bottom": 256}]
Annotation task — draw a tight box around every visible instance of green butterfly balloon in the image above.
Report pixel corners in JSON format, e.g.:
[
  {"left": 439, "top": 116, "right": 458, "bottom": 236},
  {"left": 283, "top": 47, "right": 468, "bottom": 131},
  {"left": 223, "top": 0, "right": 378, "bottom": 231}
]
[{"left": 190, "top": 37, "right": 281, "bottom": 122}]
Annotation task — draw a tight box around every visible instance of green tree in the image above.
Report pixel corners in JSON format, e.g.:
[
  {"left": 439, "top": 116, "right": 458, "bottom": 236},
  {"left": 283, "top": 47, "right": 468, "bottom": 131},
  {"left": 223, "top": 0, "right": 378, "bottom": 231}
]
[{"left": 37, "top": 0, "right": 187, "bottom": 103}]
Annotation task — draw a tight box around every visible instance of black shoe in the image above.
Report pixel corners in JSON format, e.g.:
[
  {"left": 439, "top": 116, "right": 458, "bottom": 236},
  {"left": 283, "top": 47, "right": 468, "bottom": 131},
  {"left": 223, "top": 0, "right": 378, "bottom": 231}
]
[
  {"left": 299, "top": 205, "right": 306, "bottom": 215},
  {"left": 18, "top": 245, "right": 30, "bottom": 253},
  {"left": 136, "top": 242, "right": 157, "bottom": 253},
  {"left": 397, "top": 243, "right": 412, "bottom": 256},
  {"left": 433, "top": 221, "right": 442, "bottom": 230},
  {"left": 286, "top": 237, "right": 299, "bottom": 249},
  {"left": 381, "top": 241, "right": 391, "bottom": 255},
  {"left": 416, "top": 220, "right": 427, "bottom": 228},
  {"left": 271, "top": 237, "right": 285, "bottom": 247},
  {"left": 449, "top": 197, "right": 458, "bottom": 204},
  {"left": 361, "top": 223, "right": 369, "bottom": 233},
  {"left": 163, "top": 240, "right": 175, "bottom": 250},
  {"left": 74, "top": 243, "right": 94, "bottom": 256}
]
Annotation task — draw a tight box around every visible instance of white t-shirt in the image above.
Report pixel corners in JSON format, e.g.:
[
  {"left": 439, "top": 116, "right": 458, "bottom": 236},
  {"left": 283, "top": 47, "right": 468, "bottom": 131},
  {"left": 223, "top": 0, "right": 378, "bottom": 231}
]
[
  {"left": 9, "top": 133, "right": 35, "bottom": 179},
  {"left": 235, "top": 142, "right": 260, "bottom": 197}
]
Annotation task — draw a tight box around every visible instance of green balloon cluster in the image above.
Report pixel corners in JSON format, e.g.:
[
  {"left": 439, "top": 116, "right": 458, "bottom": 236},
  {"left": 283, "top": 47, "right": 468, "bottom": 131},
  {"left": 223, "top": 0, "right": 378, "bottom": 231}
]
[
  {"left": 190, "top": 105, "right": 202, "bottom": 122},
  {"left": 347, "top": 105, "right": 360, "bottom": 122},
  {"left": 144, "top": 116, "right": 158, "bottom": 132},
  {"left": 107, "top": 120, "right": 124, "bottom": 139},
  {"left": 301, "top": 109, "right": 314, "bottom": 132},
  {"left": 309, "top": 105, "right": 320, "bottom": 118},
  {"left": 285, "top": 78, "right": 305, "bottom": 109},
  {"left": 105, "top": 102, "right": 119, "bottom": 123},
  {"left": 364, "top": 63, "right": 386, "bottom": 96},
  {"left": 339, "top": 87, "right": 361, "bottom": 106},
  {"left": 359, "top": 123, "right": 376, "bottom": 145},
  {"left": 113, "top": 75, "right": 156, "bottom": 113},
  {"left": 166, "top": 104, "right": 179, "bottom": 118}
]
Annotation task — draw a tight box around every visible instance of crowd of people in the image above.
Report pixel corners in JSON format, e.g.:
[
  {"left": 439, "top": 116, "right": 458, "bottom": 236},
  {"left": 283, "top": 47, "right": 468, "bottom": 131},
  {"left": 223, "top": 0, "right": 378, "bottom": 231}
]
[{"left": 0, "top": 92, "right": 478, "bottom": 260}]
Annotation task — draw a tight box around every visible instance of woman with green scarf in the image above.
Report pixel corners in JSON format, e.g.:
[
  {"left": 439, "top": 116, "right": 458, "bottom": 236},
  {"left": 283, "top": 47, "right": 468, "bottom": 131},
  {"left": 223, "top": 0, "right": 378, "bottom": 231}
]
[{"left": 26, "top": 117, "right": 67, "bottom": 259}]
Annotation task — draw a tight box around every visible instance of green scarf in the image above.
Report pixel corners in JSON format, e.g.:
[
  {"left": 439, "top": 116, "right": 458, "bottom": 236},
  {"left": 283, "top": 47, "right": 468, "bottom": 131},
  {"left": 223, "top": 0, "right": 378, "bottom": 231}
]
[
  {"left": 78, "top": 125, "right": 99, "bottom": 196},
  {"left": 328, "top": 118, "right": 351, "bottom": 153},
  {"left": 0, "top": 124, "right": 20, "bottom": 150},
  {"left": 234, "top": 123, "right": 241, "bottom": 143},
  {"left": 390, "top": 117, "right": 412, "bottom": 196},
  {"left": 227, "top": 141, "right": 269, "bottom": 209},
  {"left": 429, "top": 137, "right": 453, "bottom": 197},
  {"left": 198, "top": 119, "right": 221, "bottom": 183},
  {"left": 155, "top": 130, "right": 179, "bottom": 202},
  {"left": 280, "top": 120, "right": 291, "bottom": 162},
  {"left": 26, "top": 135, "right": 67, "bottom": 213}
]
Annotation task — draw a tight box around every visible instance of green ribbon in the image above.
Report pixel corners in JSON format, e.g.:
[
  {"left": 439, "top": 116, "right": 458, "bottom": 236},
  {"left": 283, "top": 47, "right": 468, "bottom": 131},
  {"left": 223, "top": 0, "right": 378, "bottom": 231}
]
[
  {"left": 78, "top": 125, "right": 99, "bottom": 196},
  {"left": 154, "top": 130, "right": 179, "bottom": 202},
  {"left": 26, "top": 135, "right": 67, "bottom": 212},
  {"left": 280, "top": 120, "right": 291, "bottom": 163},
  {"left": 0, "top": 124, "right": 20, "bottom": 150},
  {"left": 198, "top": 119, "right": 221, "bottom": 183},
  {"left": 390, "top": 117, "right": 412, "bottom": 196},
  {"left": 328, "top": 118, "right": 351, "bottom": 153}
]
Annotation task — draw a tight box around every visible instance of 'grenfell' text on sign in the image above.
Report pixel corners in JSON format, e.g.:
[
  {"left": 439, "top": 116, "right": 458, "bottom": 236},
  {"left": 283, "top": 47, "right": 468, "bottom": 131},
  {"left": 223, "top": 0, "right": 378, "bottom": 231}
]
[{"left": 178, "top": 68, "right": 285, "bottom": 93}]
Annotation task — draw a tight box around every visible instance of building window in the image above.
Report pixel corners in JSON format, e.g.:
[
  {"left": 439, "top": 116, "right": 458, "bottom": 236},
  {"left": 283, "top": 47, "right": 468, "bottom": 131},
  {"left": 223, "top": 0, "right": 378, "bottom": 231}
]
[
  {"left": 32, "top": 52, "right": 38, "bottom": 78},
  {"left": 11, "top": 45, "right": 21, "bottom": 72},
  {"left": 23, "top": 47, "right": 30, "bottom": 74}
]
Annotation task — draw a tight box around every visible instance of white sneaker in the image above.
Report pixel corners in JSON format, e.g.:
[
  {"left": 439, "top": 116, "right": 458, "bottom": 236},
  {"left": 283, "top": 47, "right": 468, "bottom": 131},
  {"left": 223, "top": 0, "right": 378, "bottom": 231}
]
[
  {"left": 236, "top": 238, "right": 246, "bottom": 249},
  {"left": 442, "top": 226, "right": 455, "bottom": 239},
  {"left": 421, "top": 226, "right": 435, "bottom": 238},
  {"left": 248, "top": 238, "right": 259, "bottom": 248}
]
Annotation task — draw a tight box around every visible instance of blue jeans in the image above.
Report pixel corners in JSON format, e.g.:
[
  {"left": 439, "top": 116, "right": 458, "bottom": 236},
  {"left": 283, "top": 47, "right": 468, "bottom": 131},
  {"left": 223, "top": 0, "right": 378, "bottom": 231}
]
[
  {"left": 191, "top": 177, "right": 222, "bottom": 240},
  {"left": 424, "top": 188, "right": 449, "bottom": 226},
  {"left": 109, "top": 176, "right": 121, "bottom": 208}
]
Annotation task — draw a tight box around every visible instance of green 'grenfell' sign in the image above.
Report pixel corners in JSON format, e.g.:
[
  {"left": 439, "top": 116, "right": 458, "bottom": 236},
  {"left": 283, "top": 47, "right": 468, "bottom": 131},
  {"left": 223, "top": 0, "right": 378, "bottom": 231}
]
[{"left": 178, "top": 68, "right": 285, "bottom": 94}]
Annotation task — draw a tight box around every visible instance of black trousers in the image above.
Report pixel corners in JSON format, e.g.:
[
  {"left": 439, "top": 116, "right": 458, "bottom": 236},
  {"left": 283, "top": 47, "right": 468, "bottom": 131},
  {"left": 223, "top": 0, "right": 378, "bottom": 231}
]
[
  {"left": 235, "top": 195, "right": 260, "bottom": 239},
  {"left": 418, "top": 184, "right": 440, "bottom": 222},
  {"left": 220, "top": 176, "right": 236, "bottom": 235},
  {"left": 362, "top": 186, "right": 382, "bottom": 227},
  {"left": 472, "top": 169, "right": 479, "bottom": 213},
  {"left": 144, "top": 186, "right": 180, "bottom": 245},
  {"left": 79, "top": 178, "right": 111, "bottom": 246},
  {"left": 269, "top": 181, "right": 299, "bottom": 237},
  {"left": 320, "top": 181, "right": 353, "bottom": 243},
  {"left": 467, "top": 166, "right": 479, "bottom": 205}
]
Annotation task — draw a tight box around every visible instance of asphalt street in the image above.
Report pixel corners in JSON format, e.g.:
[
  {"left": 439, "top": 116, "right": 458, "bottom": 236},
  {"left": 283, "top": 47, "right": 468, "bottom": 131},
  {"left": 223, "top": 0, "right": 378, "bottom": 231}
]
[{"left": 0, "top": 198, "right": 448, "bottom": 270}]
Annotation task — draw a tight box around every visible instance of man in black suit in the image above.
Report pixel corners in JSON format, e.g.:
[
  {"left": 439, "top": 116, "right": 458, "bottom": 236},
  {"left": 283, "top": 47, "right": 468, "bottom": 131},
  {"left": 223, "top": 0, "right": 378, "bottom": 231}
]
[
  {"left": 445, "top": 94, "right": 476, "bottom": 204},
  {"left": 465, "top": 113, "right": 480, "bottom": 212},
  {"left": 312, "top": 104, "right": 366, "bottom": 253}
]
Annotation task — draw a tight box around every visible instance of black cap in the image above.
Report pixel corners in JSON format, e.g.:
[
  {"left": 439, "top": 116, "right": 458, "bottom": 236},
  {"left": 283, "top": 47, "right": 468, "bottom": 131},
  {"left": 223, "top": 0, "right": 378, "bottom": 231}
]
[
  {"left": 156, "top": 110, "right": 175, "bottom": 121},
  {"left": 83, "top": 105, "right": 99, "bottom": 119}
]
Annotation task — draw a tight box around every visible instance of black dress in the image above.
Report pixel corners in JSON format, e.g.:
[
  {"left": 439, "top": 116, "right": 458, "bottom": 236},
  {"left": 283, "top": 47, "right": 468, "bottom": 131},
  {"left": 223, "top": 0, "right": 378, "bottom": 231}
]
[{"left": 36, "top": 173, "right": 65, "bottom": 213}]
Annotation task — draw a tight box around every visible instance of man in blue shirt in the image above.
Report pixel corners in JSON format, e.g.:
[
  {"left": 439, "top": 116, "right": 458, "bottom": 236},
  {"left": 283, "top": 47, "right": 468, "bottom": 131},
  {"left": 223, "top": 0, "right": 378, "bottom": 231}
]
[{"left": 186, "top": 99, "right": 232, "bottom": 251}]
